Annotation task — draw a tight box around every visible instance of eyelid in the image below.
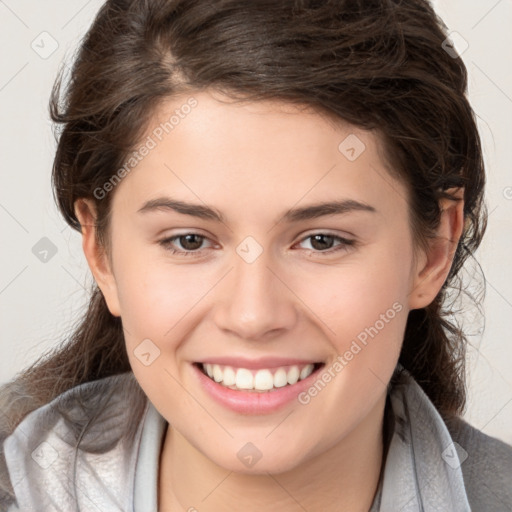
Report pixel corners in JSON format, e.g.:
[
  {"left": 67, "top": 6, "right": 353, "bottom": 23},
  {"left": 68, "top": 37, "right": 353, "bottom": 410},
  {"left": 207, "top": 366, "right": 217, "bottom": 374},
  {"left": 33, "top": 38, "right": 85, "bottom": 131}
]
[
  {"left": 158, "top": 229, "right": 356, "bottom": 258},
  {"left": 158, "top": 228, "right": 355, "bottom": 243},
  {"left": 294, "top": 231, "right": 356, "bottom": 253},
  {"left": 158, "top": 231, "right": 216, "bottom": 252},
  {"left": 297, "top": 228, "right": 355, "bottom": 241}
]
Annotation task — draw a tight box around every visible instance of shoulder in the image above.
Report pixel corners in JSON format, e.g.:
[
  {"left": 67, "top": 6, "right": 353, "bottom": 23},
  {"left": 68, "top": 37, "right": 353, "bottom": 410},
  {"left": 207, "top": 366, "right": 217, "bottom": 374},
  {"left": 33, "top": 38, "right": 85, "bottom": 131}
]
[
  {"left": 7, "top": 371, "right": 147, "bottom": 451},
  {"left": 1, "top": 372, "right": 149, "bottom": 512},
  {"left": 388, "top": 365, "right": 512, "bottom": 509},
  {"left": 445, "top": 415, "right": 512, "bottom": 510}
]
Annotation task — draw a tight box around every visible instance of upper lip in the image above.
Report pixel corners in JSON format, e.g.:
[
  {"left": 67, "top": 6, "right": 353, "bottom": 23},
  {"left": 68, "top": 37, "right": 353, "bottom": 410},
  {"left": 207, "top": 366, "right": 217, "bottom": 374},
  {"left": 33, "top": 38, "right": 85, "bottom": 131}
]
[{"left": 196, "top": 356, "right": 323, "bottom": 369}]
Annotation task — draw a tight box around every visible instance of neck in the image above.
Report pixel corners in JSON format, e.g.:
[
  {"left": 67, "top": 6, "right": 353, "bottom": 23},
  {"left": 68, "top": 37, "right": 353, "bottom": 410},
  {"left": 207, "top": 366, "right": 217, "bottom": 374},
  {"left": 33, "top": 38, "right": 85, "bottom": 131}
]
[{"left": 158, "top": 393, "right": 387, "bottom": 512}]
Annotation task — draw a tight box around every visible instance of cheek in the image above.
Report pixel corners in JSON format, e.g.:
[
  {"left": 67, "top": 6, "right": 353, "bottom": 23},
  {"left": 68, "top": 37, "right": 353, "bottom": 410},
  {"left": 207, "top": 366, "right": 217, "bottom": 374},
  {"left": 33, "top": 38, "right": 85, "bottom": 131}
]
[
  {"left": 292, "top": 245, "right": 412, "bottom": 430},
  {"left": 300, "top": 240, "right": 412, "bottom": 343},
  {"left": 114, "top": 255, "right": 209, "bottom": 403},
  {"left": 116, "top": 262, "right": 202, "bottom": 338}
]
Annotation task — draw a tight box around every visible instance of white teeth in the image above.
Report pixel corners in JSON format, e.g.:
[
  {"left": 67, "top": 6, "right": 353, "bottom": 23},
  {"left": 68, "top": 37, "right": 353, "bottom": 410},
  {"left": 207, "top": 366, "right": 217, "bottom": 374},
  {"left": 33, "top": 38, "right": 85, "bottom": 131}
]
[
  {"left": 235, "top": 368, "right": 253, "bottom": 389},
  {"left": 223, "top": 366, "right": 236, "bottom": 386},
  {"left": 300, "top": 364, "right": 315, "bottom": 380},
  {"left": 253, "top": 369, "right": 274, "bottom": 390},
  {"left": 287, "top": 366, "right": 300, "bottom": 385},
  {"left": 213, "top": 364, "right": 223, "bottom": 382},
  {"left": 273, "top": 368, "right": 288, "bottom": 388},
  {"left": 201, "top": 363, "right": 318, "bottom": 391}
]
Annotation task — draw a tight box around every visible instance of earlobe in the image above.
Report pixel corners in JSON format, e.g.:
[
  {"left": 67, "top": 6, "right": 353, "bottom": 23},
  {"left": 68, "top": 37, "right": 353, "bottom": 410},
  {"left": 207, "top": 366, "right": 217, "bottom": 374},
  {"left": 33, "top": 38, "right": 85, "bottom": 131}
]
[
  {"left": 408, "top": 188, "right": 465, "bottom": 310},
  {"left": 74, "top": 199, "right": 122, "bottom": 317}
]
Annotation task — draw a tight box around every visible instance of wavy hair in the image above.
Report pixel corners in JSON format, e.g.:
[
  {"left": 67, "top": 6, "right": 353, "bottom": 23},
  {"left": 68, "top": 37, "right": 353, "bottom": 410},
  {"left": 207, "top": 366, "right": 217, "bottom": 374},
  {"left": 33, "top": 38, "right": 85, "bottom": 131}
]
[{"left": 0, "top": 0, "right": 487, "bottom": 503}]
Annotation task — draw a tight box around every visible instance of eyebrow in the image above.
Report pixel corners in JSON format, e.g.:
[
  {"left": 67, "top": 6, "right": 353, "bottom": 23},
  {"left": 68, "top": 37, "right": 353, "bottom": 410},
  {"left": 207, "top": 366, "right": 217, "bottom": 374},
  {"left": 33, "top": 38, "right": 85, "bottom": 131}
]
[{"left": 137, "top": 197, "right": 377, "bottom": 223}]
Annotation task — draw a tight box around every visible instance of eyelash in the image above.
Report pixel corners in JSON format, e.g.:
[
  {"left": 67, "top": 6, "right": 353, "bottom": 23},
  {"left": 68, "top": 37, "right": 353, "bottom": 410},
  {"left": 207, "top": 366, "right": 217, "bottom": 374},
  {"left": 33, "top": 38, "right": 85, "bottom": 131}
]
[{"left": 158, "top": 232, "right": 356, "bottom": 258}]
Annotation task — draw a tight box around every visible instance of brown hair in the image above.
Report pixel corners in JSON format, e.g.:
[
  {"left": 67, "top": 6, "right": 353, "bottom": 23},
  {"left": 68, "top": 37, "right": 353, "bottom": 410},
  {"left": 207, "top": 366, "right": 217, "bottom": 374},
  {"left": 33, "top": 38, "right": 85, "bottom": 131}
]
[{"left": 0, "top": 0, "right": 487, "bottom": 502}]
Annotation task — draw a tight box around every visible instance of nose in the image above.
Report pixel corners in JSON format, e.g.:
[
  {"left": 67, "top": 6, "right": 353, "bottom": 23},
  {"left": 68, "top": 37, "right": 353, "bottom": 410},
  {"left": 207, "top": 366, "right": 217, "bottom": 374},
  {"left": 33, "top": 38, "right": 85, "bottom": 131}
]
[{"left": 213, "top": 248, "right": 297, "bottom": 341}]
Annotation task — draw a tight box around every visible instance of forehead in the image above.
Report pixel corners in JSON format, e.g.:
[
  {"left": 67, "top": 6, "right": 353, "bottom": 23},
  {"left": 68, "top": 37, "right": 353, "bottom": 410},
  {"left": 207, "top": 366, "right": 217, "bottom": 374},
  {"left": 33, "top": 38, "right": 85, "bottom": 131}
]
[
  {"left": 110, "top": 89, "right": 409, "bottom": 225},
  {"left": 148, "top": 89, "right": 362, "bottom": 154}
]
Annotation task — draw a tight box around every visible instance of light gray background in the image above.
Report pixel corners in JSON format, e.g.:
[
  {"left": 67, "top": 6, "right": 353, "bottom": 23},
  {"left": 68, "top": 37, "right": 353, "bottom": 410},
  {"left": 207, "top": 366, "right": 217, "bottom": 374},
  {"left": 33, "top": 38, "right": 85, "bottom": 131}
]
[{"left": 1, "top": 1, "right": 511, "bottom": 444}]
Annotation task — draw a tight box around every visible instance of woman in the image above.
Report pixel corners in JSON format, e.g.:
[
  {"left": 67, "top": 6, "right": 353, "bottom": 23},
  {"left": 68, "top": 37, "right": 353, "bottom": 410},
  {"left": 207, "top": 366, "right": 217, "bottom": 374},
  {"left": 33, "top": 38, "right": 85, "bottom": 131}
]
[{"left": 1, "top": 0, "right": 511, "bottom": 510}]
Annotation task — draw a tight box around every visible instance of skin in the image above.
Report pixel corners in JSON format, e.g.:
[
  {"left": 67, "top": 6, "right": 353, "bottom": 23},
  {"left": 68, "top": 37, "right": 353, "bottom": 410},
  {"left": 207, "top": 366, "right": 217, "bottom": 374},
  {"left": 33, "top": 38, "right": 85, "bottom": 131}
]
[{"left": 75, "top": 89, "right": 464, "bottom": 511}]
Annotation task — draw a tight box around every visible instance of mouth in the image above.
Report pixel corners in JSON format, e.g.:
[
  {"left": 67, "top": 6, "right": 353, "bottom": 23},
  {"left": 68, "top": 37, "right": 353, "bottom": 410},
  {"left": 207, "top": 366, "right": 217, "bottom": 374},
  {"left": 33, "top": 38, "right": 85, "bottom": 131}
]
[{"left": 194, "top": 361, "right": 325, "bottom": 393}]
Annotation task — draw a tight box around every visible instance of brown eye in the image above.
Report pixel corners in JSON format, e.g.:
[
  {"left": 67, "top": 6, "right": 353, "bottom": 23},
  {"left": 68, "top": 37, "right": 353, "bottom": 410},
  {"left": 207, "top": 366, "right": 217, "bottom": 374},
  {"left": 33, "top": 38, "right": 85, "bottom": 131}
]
[
  {"left": 297, "top": 233, "right": 355, "bottom": 256},
  {"left": 175, "top": 234, "right": 204, "bottom": 251},
  {"left": 158, "top": 232, "right": 211, "bottom": 257},
  {"left": 309, "top": 234, "right": 336, "bottom": 251}
]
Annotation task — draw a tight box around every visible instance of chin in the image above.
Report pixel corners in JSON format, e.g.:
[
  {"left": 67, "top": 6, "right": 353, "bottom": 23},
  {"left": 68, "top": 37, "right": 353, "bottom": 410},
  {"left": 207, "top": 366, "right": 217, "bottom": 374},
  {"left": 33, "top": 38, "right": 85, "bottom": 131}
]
[{"left": 206, "top": 442, "right": 313, "bottom": 476}]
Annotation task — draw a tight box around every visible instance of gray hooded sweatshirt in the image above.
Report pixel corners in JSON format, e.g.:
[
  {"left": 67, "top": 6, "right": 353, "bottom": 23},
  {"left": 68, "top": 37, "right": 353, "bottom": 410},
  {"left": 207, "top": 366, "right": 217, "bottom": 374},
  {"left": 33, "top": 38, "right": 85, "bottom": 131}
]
[{"left": 1, "top": 364, "right": 511, "bottom": 511}]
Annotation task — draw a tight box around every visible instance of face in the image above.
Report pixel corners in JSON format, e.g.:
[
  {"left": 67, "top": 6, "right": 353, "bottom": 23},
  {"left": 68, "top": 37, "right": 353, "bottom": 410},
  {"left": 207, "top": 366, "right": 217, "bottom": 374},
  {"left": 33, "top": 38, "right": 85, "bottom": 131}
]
[{"left": 82, "top": 89, "right": 437, "bottom": 474}]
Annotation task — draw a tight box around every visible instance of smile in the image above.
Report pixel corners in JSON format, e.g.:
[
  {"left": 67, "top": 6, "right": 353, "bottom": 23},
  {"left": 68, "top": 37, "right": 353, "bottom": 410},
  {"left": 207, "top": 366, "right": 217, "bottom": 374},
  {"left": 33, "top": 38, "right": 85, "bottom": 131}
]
[
  {"left": 199, "top": 362, "right": 322, "bottom": 392},
  {"left": 192, "top": 360, "right": 325, "bottom": 414}
]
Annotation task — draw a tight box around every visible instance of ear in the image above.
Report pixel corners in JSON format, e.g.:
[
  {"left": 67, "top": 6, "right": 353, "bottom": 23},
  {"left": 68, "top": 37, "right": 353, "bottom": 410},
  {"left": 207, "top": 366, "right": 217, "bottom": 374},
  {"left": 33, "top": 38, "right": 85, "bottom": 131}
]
[
  {"left": 74, "top": 198, "right": 121, "bottom": 317},
  {"left": 408, "top": 187, "right": 465, "bottom": 310}
]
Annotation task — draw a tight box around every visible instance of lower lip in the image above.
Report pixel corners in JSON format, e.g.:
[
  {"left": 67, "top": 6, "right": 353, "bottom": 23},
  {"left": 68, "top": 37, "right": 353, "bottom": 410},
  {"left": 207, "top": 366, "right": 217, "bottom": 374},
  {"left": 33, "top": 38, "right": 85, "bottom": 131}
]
[{"left": 192, "top": 363, "right": 324, "bottom": 415}]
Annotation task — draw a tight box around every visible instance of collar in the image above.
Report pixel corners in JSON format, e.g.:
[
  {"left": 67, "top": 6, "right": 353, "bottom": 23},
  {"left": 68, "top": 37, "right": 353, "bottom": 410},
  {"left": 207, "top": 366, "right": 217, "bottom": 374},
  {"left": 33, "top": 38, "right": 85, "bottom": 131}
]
[{"left": 375, "top": 363, "right": 471, "bottom": 511}]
